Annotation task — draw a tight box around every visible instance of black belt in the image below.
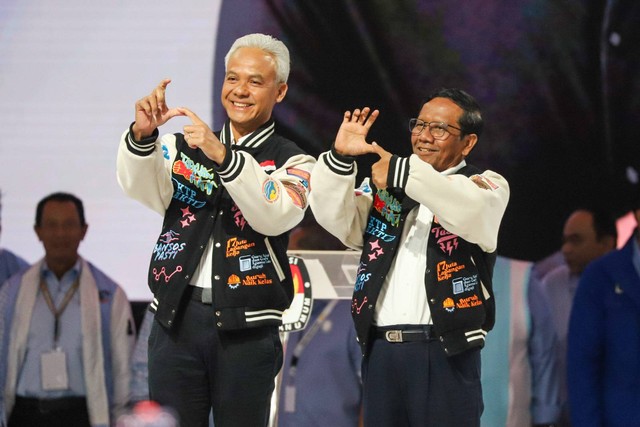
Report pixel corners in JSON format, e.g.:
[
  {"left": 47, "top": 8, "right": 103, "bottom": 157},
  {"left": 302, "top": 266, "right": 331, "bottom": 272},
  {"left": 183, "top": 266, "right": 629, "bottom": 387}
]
[
  {"left": 189, "top": 286, "right": 213, "bottom": 304},
  {"left": 14, "top": 396, "right": 87, "bottom": 413},
  {"left": 374, "top": 325, "right": 437, "bottom": 343}
]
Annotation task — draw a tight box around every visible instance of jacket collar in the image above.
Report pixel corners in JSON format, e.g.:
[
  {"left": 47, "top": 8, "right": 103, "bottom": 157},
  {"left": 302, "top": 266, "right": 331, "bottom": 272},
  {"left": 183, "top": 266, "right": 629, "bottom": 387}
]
[{"left": 219, "top": 119, "right": 275, "bottom": 150}]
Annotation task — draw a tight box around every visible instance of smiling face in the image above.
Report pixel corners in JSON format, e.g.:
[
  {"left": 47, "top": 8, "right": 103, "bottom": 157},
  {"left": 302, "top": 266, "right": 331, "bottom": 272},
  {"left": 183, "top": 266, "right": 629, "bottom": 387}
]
[
  {"left": 221, "top": 46, "right": 288, "bottom": 138},
  {"left": 411, "top": 97, "right": 477, "bottom": 172}
]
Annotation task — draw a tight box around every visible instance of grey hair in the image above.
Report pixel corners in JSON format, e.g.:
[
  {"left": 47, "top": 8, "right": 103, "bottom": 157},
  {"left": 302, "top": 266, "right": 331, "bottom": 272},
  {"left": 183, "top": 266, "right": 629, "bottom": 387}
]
[{"left": 224, "top": 33, "right": 290, "bottom": 84}]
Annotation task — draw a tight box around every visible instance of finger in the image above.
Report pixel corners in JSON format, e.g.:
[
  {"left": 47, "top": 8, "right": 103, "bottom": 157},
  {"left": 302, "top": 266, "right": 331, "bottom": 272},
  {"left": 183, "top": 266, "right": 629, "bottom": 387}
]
[
  {"left": 363, "top": 109, "right": 380, "bottom": 128},
  {"left": 136, "top": 97, "right": 153, "bottom": 116},
  {"left": 370, "top": 141, "right": 391, "bottom": 158},
  {"left": 358, "top": 107, "right": 370, "bottom": 123},
  {"left": 177, "top": 107, "right": 206, "bottom": 126}
]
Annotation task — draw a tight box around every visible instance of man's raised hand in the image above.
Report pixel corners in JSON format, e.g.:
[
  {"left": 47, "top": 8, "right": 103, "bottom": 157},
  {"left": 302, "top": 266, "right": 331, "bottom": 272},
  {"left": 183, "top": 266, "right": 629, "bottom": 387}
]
[
  {"left": 132, "top": 79, "right": 184, "bottom": 140},
  {"left": 334, "top": 107, "right": 380, "bottom": 157}
]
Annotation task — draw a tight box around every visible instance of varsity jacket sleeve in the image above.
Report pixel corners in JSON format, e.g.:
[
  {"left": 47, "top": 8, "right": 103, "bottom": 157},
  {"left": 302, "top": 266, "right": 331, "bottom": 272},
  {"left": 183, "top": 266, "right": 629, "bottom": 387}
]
[
  {"left": 389, "top": 155, "right": 509, "bottom": 252},
  {"left": 109, "top": 286, "right": 135, "bottom": 419},
  {"left": 308, "top": 148, "right": 373, "bottom": 250},
  {"left": 215, "top": 147, "right": 316, "bottom": 236},
  {"left": 116, "top": 124, "right": 178, "bottom": 216}
]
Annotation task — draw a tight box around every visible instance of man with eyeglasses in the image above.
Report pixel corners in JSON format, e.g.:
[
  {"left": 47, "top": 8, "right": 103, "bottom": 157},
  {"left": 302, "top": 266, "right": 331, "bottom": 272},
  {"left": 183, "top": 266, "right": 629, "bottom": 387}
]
[{"left": 309, "top": 88, "right": 509, "bottom": 426}]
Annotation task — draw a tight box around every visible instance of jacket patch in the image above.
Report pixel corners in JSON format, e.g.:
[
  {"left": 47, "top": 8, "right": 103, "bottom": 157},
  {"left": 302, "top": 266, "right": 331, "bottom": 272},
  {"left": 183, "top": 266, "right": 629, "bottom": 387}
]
[
  {"left": 365, "top": 216, "right": 396, "bottom": 242},
  {"left": 355, "top": 178, "right": 372, "bottom": 195},
  {"left": 283, "top": 181, "right": 308, "bottom": 208},
  {"left": 456, "top": 295, "right": 483, "bottom": 308},
  {"left": 262, "top": 178, "right": 280, "bottom": 203},
  {"left": 152, "top": 266, "right": 183, "bottom": 283},
  {"left": 172, "top": 178, "right": 207, "bottom": 208},
  {"left": 231, "top": 204, "right": 247, "bottom": 230},
  {"left": 228, "top": 274, "right": 241, "bottom": 289},
  {"left": 470, "top": 174, "right": 498, "bottom": 190},
  {"left": 352, "top": 296, "right": 368, "bottom": 314},
  {"left": 367, "top": 240, "right": 385, "bottom": 261},
  {"left": 239, "top": 254, "right": 272, "bottom": 272},
  {"left": 373, "top": 190, "right": 401, "bottom": 226},
  {"left": 260, "top": 159, "right": 276, "bottom": 172},
  {"left": 443, "top": 297, "right": 455, "bottom": 312},
  {"left": 437, "top": 260, "right": 466, "bottom": 282},
  {"left": 242, "top": 273, "right": 274, "bottom": 286},
  {"left": 179, "top": 206, "right": 197, "bottom": 228},
  {"left": 354, "top": 262, "right": 372, "bottom": 292},
  {"left": 431, "top": 224, "right": 459, "bottom": 256},
  {"left": 226, "top": 237, "right": 256, "bottom": 257},
  {"left": 452, "top": 275, "right": 478, "bottom": 294},
  {"left": 173, "top": 152, "right": 218, "bottom": 195},
  {"left": 154, "top": 230, "right": 187, "bottom": 261},
  {"left": 286, "top": 168, "right": 310, "bottom": 188}
]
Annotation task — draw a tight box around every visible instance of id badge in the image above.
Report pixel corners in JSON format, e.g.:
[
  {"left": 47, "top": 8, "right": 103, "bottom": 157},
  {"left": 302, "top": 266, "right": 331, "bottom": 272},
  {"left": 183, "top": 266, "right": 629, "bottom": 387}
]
[{"left": 41, "top": 350, "right": 69, "bottom": 390}]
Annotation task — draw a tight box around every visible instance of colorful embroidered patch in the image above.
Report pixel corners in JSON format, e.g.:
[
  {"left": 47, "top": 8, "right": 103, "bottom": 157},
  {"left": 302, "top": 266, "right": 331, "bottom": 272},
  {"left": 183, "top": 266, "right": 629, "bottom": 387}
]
[
  {"left": 263, "top": 178, "right": 280, "bottom": 203},
  {"left": 436, "top": 260, "right": 466, "bottom": 282},
  {"left": 228, "top": 274, "right": 241, "bottom": 289},
  {"left": 456, "top": 294, "right": 483, "bottom": 309},
  {"left": 260, "top": 160, "right": 276, "bottom": 172},
  {"left": 443, "top": 297, "right": 455, "bottom": 312},
  {"left": 286, "top": 168, "right": 310, "bottom": 188},
  {"left": 283, "top": 181, "right": 308, "bottom": 208},
  {"left": 225, "top": 237, "right": 256, "bottom": 257},
  {"left": 470, "top": 174, "right": 498, "bottom": 190},
  {"left": 355, "top": 178, "right": 372, "bottom": 195}
]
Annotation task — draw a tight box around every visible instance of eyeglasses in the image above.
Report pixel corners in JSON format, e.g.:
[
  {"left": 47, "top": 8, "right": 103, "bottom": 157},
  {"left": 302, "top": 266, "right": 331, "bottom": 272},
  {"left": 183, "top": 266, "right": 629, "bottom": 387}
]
[{"left": 409, "top": 118, "right": 461, "bottom": 139}]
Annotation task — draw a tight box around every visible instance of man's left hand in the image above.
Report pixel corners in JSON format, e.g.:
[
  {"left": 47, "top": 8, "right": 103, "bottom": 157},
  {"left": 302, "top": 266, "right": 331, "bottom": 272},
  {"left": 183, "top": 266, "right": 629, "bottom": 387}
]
[
  {"left": 178, "top": 107, "right": 226, "bottom": 164},
  {"left": 371, "top": 143, "right": 392, "bottom": 189}
]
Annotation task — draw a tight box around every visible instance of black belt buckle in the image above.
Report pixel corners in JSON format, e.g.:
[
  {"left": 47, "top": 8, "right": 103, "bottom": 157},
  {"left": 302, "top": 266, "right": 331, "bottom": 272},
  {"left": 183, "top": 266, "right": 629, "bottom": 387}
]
[{"left": 384, "top": 330, "right": 404, "bottom": 343}]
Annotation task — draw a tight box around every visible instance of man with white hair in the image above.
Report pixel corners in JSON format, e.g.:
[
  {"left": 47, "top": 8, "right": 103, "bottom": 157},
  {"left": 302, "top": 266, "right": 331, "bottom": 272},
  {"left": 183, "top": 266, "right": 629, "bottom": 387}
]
[{"left": 117, "top": 33, "right": 315, "bottom": 426}]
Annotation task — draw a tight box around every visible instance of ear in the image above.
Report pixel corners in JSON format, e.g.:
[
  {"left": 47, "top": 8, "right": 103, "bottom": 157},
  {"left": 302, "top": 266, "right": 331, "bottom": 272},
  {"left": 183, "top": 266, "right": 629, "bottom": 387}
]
[
  {"left": 275, "top": 83, "right": 288, "bottom": 103},
  {"left": 462, "top": 134, "right": 478, "bottom": 156}
]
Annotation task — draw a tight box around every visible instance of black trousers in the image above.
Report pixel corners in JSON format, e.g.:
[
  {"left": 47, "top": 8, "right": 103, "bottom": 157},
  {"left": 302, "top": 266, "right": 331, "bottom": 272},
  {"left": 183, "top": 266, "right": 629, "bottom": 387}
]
[
  {"left": 148, "top": 295, "right": 282, "bottom": 427},
  {"left": 8, "top": 396, "right": 90, "bottom": 427},
  {"left": 362, "top": 335, "right": 483, "bottom": 427}
]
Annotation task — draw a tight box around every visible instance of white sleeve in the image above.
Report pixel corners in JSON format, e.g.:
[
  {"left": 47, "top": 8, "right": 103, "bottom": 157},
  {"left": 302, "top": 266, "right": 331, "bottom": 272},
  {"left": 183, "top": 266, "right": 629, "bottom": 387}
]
[
  {"left": 309, "top": 150, "right": 373, "bottom": 250},
  {"left": 404, "top": 155, "right": 510, "bottom": 252},
  {"left": 220, "top": 151, "right": 316, "bottom": 236},
  {"left": 116, "top": 128, "right": 176, "bottom": 216}
]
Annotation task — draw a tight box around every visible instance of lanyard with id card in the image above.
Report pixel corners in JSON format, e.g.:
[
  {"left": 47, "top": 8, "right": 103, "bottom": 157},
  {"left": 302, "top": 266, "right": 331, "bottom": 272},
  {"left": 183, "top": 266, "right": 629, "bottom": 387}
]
[{"left": 39, "top": 278, "right": 79, "bottom": 391}]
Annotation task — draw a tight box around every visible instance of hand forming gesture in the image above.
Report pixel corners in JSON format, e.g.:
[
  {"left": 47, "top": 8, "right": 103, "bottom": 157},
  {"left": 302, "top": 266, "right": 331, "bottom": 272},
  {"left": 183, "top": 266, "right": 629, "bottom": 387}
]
[
  {"left": 178, "top": 107, "right": 226, "bottom": 164},
  {"left": 334, "top": 107, "right": 380, "bottom": 157},
  {"left": 371, "top": 143, "right": 393, "bottom": 189},
  {"left": 132, "top": 79, "right": 184, "bottom": 140}
]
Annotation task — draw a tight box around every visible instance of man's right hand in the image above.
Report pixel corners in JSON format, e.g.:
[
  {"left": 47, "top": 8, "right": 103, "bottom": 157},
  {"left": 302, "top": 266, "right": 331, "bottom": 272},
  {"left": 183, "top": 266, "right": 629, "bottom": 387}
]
[
  {"left": 334, "top": 107, "right": 380, "bottom": 157},
  {"left": 131, "top": 78, "right": 184, "bottom": 140}
]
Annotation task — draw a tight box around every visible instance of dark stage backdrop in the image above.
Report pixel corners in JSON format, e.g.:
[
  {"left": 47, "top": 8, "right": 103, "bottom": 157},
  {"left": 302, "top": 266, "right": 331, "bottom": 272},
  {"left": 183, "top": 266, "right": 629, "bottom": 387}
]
[{"left": 213, "top": 0, "right": 640, "bottom": 261}]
